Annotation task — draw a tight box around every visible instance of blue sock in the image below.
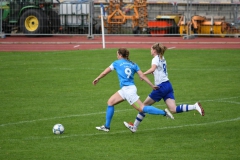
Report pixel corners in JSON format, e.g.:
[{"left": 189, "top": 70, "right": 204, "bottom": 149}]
[
  {"left": 176, "top": 104, "right": 189, "bottom": 113},
  {"left": 143, "top": 106, "right": 165, "bottom": 115},
  {"left": 105, "top": 105, "right": 114, "bottom": 128}
]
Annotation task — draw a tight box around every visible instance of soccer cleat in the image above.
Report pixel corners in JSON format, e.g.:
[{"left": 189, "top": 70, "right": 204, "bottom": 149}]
[
  {"left": 165, "top": 108, "right": 174, "bottom": 120},
  {"left": 123, "top": 121, "right": 137, "bottom": 133},
  {"left": 195, "top": 102, "right": 205, "bottom": 116},
  {"left": 96, "top": 125, "right": 110, "bottom": 132}
]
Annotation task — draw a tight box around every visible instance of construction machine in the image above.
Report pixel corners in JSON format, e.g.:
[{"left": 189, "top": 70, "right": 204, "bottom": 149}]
[
  {"left": 178, "top": 15, "right": 240, "bottom": 37},
  {"left": 100, "top": 0, "right": 148, "bottom": 34},
  {"left": 147, "top": 15, "right": 181, "bottom": 35}
]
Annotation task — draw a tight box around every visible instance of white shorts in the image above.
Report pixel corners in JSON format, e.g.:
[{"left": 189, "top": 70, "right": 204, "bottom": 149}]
[{"left": 118, "top": 85, "right": 140, "bottom": 105}]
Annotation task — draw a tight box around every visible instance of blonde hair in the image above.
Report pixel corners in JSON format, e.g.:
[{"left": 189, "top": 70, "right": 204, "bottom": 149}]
[{"left": 152, "top": 43, "right": 167, "bottom": 58}]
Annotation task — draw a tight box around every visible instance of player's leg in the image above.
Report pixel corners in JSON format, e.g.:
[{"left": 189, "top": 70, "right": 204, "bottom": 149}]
[
  {"left": 96, "top": 91, "right": 124, "bottom": 132},
  {"left": 165, "top": 98, "right": 177, "bottom": 113},
  {"left": 131, "top": 99, "right": 166, "bottom": 115},
  {"left": 165, "top": 98, "right": 202, "bottom": 114},
  {"left": 130, "top": 83, "right": 168, "bottom": 127},
  {"left": 124, "top": 84, "right": 168, "bottom": 132},
  {"left": 133, "top": 96, "right": 155, "bottom": 128},
  {"left": 165, "top": 98, "right": 204, "bottom": 116},
  {"left": 124, "top": 98, "right": 174, "bottom": 133}
]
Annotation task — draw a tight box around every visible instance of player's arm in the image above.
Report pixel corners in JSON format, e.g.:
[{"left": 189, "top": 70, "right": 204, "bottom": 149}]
[
  {"left": 137, "top": 70, "right": 158, "bottom": 90},
  {"left": 144, "top": 64, "right": 157, "bottom": 75},
  {"left": 93, "top": 67, "right": 112, "bottom": 85}
]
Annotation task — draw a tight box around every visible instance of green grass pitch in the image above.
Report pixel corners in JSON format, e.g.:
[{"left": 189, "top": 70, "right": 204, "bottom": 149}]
[{"left": 0, "top": 49, "right": 239, "bottom": 159}]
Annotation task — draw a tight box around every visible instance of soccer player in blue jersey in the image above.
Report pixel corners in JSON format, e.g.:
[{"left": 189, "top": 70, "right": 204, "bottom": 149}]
[
  {"left": 93, "top": 48, "right": 174, "bottom": 132},
  {"left": 124, "top": 43, "right": 205, "bottom": 133}
]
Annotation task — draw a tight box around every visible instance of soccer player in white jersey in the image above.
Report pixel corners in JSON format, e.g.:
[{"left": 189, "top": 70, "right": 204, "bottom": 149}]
[
  {"left": 93, "top": 48, "right": 174, "bottom": 132},
  {"left": 124, "top": 43, "right": 205, "bottom": 133}
]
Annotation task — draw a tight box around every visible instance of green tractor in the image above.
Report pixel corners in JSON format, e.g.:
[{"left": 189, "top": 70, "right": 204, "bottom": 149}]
[{"left": 0, "top": 0, "right": 60, "bottom": 35}]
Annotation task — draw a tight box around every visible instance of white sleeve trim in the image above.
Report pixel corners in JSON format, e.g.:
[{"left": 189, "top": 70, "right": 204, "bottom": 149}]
[{"left": 109, "top": 63, "right": 114, "bottom": 70}]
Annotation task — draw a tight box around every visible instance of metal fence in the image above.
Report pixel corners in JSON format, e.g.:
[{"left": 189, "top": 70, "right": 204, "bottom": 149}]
[
  {"left": 93, "top": 0, "right": 240, "bottom": 37},
  {"left": 0, "top": 0, "right": 95, "bottom": 37},
  {"left": 1, "top": 0, "right": 240, "bottom": 38}
]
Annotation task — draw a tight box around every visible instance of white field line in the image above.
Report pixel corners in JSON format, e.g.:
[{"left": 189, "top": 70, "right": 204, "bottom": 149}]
[
  {"left": 4, "top": 116, "right": 240, "bottom": 141},
  {"left": 0, "top": 96, "right": 239, "bottom": 127},
  {"left": 0, "top": 110, "right": 131, "bottom": 127}
]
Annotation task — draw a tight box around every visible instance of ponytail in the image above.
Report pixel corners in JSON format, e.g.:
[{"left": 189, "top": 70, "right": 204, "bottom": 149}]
[{"left": 152, "top": 43, "right": 167, "bottom": 58}]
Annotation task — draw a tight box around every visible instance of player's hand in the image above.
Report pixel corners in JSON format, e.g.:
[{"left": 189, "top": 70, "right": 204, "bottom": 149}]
[
  {"left": 152, "top": 85, "right": 159, "bottom": 90},
  {"left": 92, "top": 78, "right": 99, "bottom": 85}
]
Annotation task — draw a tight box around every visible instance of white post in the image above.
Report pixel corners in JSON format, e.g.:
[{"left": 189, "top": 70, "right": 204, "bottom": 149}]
[
  {"left": 0, "top": 1, "right": 6, "bottom": 38},
  {"left": 0, "top": 1, "right": 3, "bottom": 38},
  {"left": 100, "top": 4, "right": 105, "bottom": 49}
]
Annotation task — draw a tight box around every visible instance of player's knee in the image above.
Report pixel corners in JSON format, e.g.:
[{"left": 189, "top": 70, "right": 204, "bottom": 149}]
[
  {"left": 107, "top": 100, "right": 114, "bottom": 106},
  {"left": 169, "top": 107, "right": 176, "bottom": 113}
]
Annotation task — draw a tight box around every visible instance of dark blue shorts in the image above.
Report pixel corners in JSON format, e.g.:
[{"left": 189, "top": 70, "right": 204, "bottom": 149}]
[{"left": 149, "top": 81, "right": 175, "bottom": 102}]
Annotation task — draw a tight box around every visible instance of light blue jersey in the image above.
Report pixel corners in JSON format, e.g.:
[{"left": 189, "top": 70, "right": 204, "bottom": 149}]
[{"left": 109, "top": 59, "right": 140, "bottom": 88}]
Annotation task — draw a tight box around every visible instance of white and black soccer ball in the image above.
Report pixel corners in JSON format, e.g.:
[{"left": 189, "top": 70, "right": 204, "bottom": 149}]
[{"left": 53, "top": 124, "right": 64, "bottom": 135}]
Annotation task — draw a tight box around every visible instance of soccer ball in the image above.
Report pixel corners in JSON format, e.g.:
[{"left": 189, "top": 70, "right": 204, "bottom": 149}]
[{"left": 53, "top": 124, "right": 64, "bottom": 135}]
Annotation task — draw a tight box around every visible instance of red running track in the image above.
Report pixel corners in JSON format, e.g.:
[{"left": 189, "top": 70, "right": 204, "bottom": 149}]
[{"left": 0, "top": 35, "right": 240, "bottom": 51}]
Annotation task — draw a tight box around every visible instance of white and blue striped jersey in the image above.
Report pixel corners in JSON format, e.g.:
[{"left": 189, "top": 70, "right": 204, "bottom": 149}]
[
  {"left": 109, "top": 59, "right": 140, "bottom": 88},
  {"left": 152, "top": 55, "right": 169, "bottom": 85}
]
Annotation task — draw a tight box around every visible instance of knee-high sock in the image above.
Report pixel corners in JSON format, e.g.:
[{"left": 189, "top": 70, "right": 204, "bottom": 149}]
[
  {"left": 134, "top": 112, "right": 145, "bottom": 128},
  {"left": 143, "top": 106, "right": 165, "bottom": 115},
  {"left": 176, "top": 104, "right": 195, "bottom": 113},
  {"left": 105, "top": 105, "right": 114, "bottom": 128}
]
